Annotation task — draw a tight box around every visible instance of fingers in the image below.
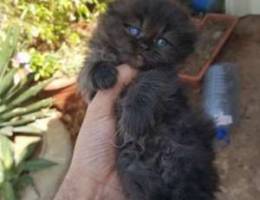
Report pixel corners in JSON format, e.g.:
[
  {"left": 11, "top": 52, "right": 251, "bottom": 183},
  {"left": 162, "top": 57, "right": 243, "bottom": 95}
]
[
  {"left": 95, "top": 64, "right": 137, "bottom": 102},
  {"left": 114, "top": 64, "right": 138, "bottom": 93},
  {"left": 87, "top": 64, "right": 138, "bottom": 116}
]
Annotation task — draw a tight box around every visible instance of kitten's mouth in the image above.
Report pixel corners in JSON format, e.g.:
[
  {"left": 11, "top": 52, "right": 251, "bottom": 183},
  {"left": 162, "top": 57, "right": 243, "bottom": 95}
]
[
  {"left": 120, "top": 53, "right": 143, "bottom": 68},
  {"left": 125, "top": 55, "right": 145, "bottom": 69},
  {"left": 135, "top": 54, "right": 154, "bottom": 70}
]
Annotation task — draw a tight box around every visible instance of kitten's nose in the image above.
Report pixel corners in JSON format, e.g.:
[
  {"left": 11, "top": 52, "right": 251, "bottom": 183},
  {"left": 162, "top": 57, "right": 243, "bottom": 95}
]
[{"left": 139, "top": 42, "right": 149, "bottom": 50}]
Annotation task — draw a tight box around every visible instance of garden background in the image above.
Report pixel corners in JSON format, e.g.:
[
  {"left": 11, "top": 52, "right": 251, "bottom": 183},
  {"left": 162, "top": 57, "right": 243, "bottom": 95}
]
[{"left": 0, "top": 1, "right": 109, "bottom": 199}]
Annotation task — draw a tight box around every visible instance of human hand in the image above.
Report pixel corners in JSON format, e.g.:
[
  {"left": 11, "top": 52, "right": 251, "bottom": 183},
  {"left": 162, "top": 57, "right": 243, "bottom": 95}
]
[{"left": 55, "top": 64, "right": 137, "bottom": 200}]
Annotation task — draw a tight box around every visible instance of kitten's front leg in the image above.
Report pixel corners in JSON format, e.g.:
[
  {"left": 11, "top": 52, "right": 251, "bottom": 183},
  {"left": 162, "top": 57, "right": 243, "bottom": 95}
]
[
  {"left": 90, "top": 61, "right": 118, "bottom": 90},
  {"left": 119, "top": 70, "right": 176, "bottom": 137},
  {"left": 78, "top": 61, "right": 118, "bottom": 100}
]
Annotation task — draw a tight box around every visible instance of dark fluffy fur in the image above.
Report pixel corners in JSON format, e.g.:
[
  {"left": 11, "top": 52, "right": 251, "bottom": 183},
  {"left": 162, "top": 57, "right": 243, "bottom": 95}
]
[{"left": 78, "top": 0, "right": 218, "bottom": 199}]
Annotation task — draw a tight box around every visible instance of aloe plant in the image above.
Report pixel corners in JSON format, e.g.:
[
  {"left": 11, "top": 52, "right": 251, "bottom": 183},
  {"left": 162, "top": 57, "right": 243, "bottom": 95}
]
[
  {"left": 0, "top": 27, "right": 54, "bottom": 137},
  {"left": 0, "top": 136, "right": 56, "bottom": 200},
  {"left": 0, "top": 27, "right": 57, "bottom": 199}
]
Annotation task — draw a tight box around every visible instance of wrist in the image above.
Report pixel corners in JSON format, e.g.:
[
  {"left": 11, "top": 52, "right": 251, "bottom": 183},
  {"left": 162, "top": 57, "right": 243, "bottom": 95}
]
[
  {"left": 56, "top": 165, "right": 126, "bottom": 200},
  {"left": 55, "top": 166, "right": 98, "bottom": 200}
]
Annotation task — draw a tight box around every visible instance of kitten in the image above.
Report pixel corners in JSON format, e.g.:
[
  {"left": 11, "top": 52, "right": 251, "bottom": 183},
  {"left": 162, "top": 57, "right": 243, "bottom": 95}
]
[{"left": 78, "top": 0, "right": 218, "bottom": 200}]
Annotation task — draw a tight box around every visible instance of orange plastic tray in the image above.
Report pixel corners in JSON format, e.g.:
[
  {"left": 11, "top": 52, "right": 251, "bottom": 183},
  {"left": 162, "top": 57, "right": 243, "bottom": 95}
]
[{"left": 179, "top": 14, "right": 238, "bottom": 88}]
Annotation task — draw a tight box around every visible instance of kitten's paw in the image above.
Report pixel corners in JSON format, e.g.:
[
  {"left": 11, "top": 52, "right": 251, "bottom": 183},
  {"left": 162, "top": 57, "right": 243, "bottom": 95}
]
[{"left": 91, "top": 62, "right": 118, "bottom": 90}]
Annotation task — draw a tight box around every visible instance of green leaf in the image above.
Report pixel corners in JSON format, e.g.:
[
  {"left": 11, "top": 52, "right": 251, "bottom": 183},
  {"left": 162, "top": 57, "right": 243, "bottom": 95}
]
[
  {"left": 8, "top": 80, "right": 50, "bottom": 109},
  {"left": 1, "top": 75, "right": 33, "bottom": 103},
  {"left": 0, "top": 68, "right": 16, "bottom": 98},
  {"left": 0, "top": 127, "right": 13, "bottom": 137},
  {"left": 14, "top": 174, "right": 40, "bottom": 197},
  {"left": 20, "top": 159, "right": 56, "bottom": 173},
  {"left": 0, "top": 135, "right": 14, "bottom": 170},
  {"left": 0, "top": 124, "right": 44, "bottom": 136},
  {"left": 15, "top": 141, "right": 40, "bottom": 166},
  {"left": 0, "top": 109, "right": 52, "bottom": 127},
  {"left": 16, "top": 174, "right": 33, "bottom": 188},
  {"left": 12, "top": 125, "right": 44, "bottom": 135},
  {"left": 0, "top": 26, "right": 19, "bottom": 79},
  {"left": 1, "top": 181, "right": 16, "bottom": 200},
  {"left": 0, "top": 160, "right": 4, "bottom": 187},
  {"left": 0, "top": 98, "right": 53, "bottom": 121},
  {"left": 0, "top": 105, "right": 7, "bottom": 114},
  {"left": 0, "top": 118, "right": 35, "bottom": 128}
]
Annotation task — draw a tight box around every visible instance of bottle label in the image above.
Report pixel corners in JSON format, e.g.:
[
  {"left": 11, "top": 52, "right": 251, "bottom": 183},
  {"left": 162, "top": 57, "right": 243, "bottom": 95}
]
[{"left": 215, "top": 113, "right": 233, "bottom": 126}]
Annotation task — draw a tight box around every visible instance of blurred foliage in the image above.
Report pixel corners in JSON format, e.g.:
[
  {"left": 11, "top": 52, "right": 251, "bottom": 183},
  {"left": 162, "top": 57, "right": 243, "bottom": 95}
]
[
  {"left": 0, "top": 0, "right": 108, "bottom": 80},
  {"left": 0, "top": 0, "right": 108, "bottom": 197},
  {"left": 0, "top": 27, "right": 56, "bottom": 200},
  {"left": 1, "top": 0, "right": 107, "bottom": 50},
  {"left": 0, "top": 25, "right": 54, "bottom": 146},
  {"left": 29, "top": 50, "right": 61, "bottom": 80},
  {"left": 0, "top": 136, "right": 56, "bottom": 200}
]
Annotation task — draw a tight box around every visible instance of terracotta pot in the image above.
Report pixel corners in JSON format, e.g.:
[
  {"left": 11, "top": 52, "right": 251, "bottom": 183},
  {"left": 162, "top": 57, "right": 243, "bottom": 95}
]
[
  {"left": 43, "top": 83, "right": 79, "bottom": 109},
  {"left": 179, "top": 14, "right": 239, "bottom": 88},
  {"left": 44, "top": 77, "right": 76, "bottom": 91},
  {"left": 43, "top": 76, "right": 82, "bottom": 111},
  {"left": 42, "top": 81, "right": 87, "bottom": 140}
]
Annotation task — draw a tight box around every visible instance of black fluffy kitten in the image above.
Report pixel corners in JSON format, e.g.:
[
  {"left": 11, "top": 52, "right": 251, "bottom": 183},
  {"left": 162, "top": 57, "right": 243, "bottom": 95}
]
[{"left": 78, "top": 0, "right": 218, "bottom": 200}]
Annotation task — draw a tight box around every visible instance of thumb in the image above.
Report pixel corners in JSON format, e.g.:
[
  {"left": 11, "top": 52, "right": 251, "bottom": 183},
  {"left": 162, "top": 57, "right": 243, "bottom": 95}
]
[{"left": 87, "top": 64, "right": 138, "bottom": 116}]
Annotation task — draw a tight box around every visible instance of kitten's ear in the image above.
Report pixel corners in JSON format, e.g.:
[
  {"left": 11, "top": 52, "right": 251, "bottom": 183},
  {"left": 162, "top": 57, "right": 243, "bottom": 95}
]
[
  {"left": 170, "top": 0, "right": 197, "bottom": 43},
  {"left": 169, "top": 0, "right": 193, "bottom": 16}
]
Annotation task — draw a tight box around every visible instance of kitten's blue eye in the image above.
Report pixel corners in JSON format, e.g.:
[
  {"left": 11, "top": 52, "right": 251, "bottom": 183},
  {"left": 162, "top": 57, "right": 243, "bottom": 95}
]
[
  {"left": 127, "top": 26, "right": 141, "bottom": 37},
  {"left": 155, "top": 38, "right": 168, "bottom": 48}
]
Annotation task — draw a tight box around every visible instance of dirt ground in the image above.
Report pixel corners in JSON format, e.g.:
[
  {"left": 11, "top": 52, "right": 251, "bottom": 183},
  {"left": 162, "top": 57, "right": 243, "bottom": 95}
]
[{"left": 213, "top": 15, "right": 260, "bottom": 200}]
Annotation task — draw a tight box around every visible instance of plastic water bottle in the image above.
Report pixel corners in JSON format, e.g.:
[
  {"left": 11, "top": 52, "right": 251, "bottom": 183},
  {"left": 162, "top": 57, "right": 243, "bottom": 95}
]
[{"left": 202, "top": 63, "right": 240, "bottom": 149}]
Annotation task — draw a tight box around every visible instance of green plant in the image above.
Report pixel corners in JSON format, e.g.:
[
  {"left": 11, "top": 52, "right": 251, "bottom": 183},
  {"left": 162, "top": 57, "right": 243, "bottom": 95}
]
[
  {"left": 29, "top": 49, "right": 61, "bottom": 80},
  {"left": 1, "top": 0, "right": 107, "bottom": 50},
  {"left": 0, "top": 136, "right": 56, "bottom": 200},
  {"left": 0, "top": 0, "right": 109, "bottom": 80},
  {"left": 0, "top": 28, "right": 54, "bottom": 132},
  {"left": 0, "top": 27, "right": 56, "bottom": 200}
]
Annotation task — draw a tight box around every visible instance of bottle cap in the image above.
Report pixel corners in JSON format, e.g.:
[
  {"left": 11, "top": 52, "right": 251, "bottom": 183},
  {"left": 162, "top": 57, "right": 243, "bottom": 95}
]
[{"left": 216, "top": 127, "right": 228, "bottom": 140}]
